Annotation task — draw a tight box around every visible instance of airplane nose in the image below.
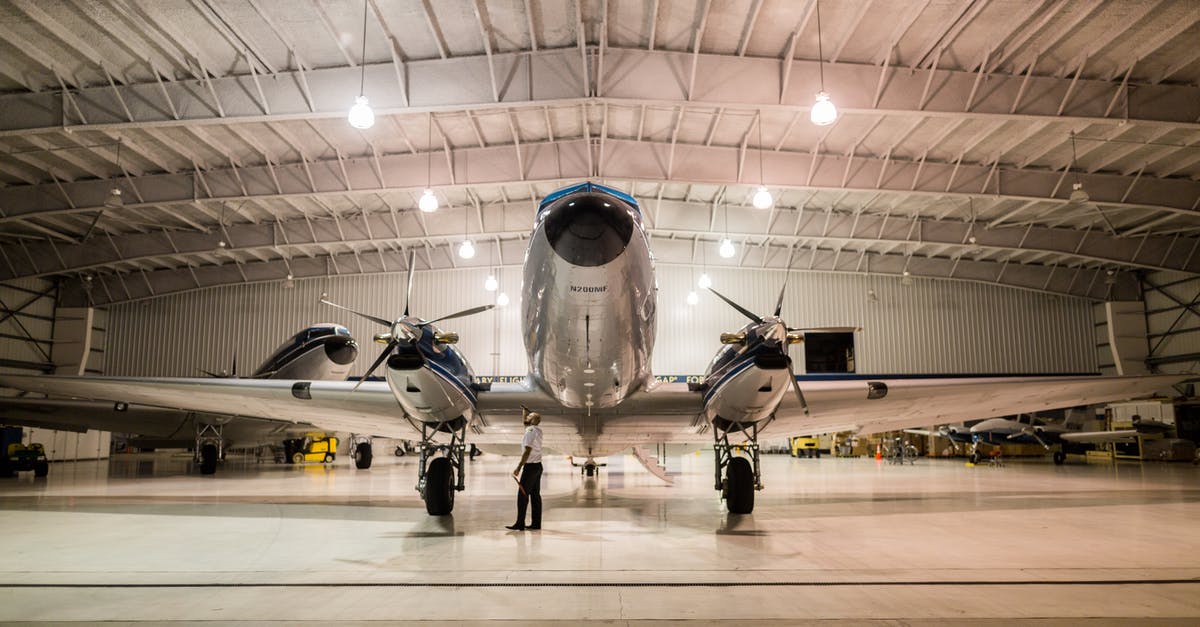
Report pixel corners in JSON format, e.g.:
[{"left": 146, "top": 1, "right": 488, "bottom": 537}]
[
  {"left": 324, "top": 336, "right": 359, "bottom": 365},
  {"left": 543, "top": 194, "right": 635, "bottom": 266}
]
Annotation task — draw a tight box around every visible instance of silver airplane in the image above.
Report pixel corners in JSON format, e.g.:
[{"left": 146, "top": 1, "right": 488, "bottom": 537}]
[
  {"left": 0, "top": 323, "right": 358, "bottom": 474},
  {"left": 0, "top": 183, "right": 1190, "bottom": 515}
]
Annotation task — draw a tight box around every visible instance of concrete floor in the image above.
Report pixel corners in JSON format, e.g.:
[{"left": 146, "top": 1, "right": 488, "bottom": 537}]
[{"left": 1, "top": 449, "right": 1199, "bottom": 624}]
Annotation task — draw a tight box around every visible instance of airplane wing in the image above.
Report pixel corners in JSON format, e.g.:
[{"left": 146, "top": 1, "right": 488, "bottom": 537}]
[
  {"left": 1058, "top": 429, "right": 1140, "bottom": 443},
  {"left": 0, "top": 374, "right": 415, "bottom": 439},
  {"left": 767, "top": 373, "right": 1191, "bottom": 437}
]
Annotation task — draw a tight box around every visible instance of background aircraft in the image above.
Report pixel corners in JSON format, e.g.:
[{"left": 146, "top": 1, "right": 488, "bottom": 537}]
[
  {"left": 0, "top": 183, "right": 1190, "bottom": 515},
  {"left": 905, "top": 410, "right": 1171, "bottom": 464},
  {"left": 0, "top": 323, "right": 357, "bottom": 474}
]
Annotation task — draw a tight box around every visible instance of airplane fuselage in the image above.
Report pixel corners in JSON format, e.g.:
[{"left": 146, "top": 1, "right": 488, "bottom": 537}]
[{"left": 522, "top": 184, "right": 657, "bottom": 410}]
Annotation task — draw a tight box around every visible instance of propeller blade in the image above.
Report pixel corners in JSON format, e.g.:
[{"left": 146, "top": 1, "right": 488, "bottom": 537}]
[
  {"left": 353, "top": 340, "right": 397, "bottom": 392},
  {"left": 403, "top": 251, "right": 416, "bottom": 318},
  {"left": 785, "top": 362, "right": 810, "bottom": 416},
  {"left": 320, "top": 294, "right": 393, "bottom": 327},
  {"left": 706, "top": 287, "right": 762, "bottom": 324},
  {"left": 773, "top": 278, "right": 787, "bottom": 317},
  {"left": 786, "top": 326, "right": 861, "bottom": 334},
  {"left": 197, "top": 368, "right": 223, "bottom": 378},
  {"left": 419, "top": 304, "right": 496, "bottom": 327}
]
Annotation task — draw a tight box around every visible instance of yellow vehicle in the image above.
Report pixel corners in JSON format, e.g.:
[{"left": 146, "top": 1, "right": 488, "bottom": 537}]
[
  {"left": 283, "top": 433, "right": 338, "bottom": 464},
  {"left": 790, "top": 437, "right": 821, "bottom": 458}
]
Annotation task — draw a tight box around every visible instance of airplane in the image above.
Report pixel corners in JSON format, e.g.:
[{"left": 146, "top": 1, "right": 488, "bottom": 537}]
[
  {"left": 0, "top": 182, "right": 1191, "bottom": 515},
  {"left": 905, "top": 410, "right": 1160, "bottom": 465},
  {"left": 0, "top": 323, "right": 358, "bottom": 474}
]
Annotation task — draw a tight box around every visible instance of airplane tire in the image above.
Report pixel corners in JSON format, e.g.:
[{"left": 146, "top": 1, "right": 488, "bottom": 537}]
[
  {"left": 394, "top": 446, "right": 407, "bottom": 457},
  {"left": 725, "top": 457, "right": 755, "bottom": 514},
  {"left": 354, "top": 442, "right": 373, "bottom": 469},
  {"left": 1053, "top": 451, "right": 1066, "bottom": 465},
  {"left": 200, "top": 444, "right": 218, "bottom": 475},
  {"left": 33, "top": 460, "right": 48, "bottom": 477},
  {"left": 424, "top": 457, "right": 455, "bottom": 515},
  {"left": 292, "top": 452, "right": 305, "bottom": 464},
  {"left": 324, "top": 453, "right": 334, "bottom": 464}
]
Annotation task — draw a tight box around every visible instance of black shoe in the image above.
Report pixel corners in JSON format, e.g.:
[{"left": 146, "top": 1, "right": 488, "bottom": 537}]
[{"left": 505, "top": 524, "right": 525, "bottom": 531}]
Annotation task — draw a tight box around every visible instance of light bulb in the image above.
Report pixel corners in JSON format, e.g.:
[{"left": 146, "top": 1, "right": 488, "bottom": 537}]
[
  {"left": 686, "top": 291, "right": 699, "bottom": 306},
  {"left": 752, "top": 186, "right": 773, "bottom": 209},
  {"left": 718, "top": 238, "right": 736, "bottom": 259},
  {"left": 484, "top": 274, "right": 498, "bottom": 291},
  {"left": 496, "top": 292, "right": 510, "bottom": 307},
  {"left": 348, "top": 95, "right": 374, "bottom": 129},
  {"left": 458, "top": 239, "right": 476, "bottom": 259},
  {"left": 810, "top": 91, "right": 838, "bottom": 126},
  {"left": 418, "top": 189, "right": 439, "bottom": 212},
  {"left": 697, "top": 273, "right": 712, "bottom": 289}
]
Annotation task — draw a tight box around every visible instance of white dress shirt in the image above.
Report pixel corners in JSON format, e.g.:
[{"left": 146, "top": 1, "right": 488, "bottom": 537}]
[{"left": 521, "top": 425, "right": 543, "bottom": 463}]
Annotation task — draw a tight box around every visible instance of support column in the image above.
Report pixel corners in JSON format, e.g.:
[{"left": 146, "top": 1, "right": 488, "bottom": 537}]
[{"left": 1105, "top": 301, "right": 1149, "bottom": 375}]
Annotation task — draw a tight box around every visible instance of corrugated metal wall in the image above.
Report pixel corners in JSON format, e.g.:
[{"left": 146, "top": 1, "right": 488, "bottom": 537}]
[
  {"left": 0, "top": 277, "right": 55, "bottom": 370},
  {"left": 107, "top": 267, "right": 1097, "bottom": 377},
  {"left": 655, "top": 267, "right": 1095, "bottom": 374}
]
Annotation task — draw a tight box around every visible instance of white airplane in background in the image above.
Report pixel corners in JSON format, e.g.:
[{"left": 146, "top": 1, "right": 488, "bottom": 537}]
[
  {"left": 0, "top": 183, "right": 1190, "bottom": 515},
  {"left": 0, "top": 323, "right": 358, "bottom": 474}
]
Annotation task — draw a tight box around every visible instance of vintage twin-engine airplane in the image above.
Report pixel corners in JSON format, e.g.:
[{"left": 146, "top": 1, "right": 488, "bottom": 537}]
[
  {"left": 905, "top": 411, "right": 1171, "bottom": 465},
  {"left": 0, "top": 323, "right": 358, "bottom": 474},
  {"left": 0, "top": 183, "right": 1190, "bottom": 514}
]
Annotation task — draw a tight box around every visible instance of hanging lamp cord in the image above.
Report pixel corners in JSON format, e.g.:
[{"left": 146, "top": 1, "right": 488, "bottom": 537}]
[
  {"left": 815, "top": 0, "right": 825, "bottom": 91},
  {"left": 358, "top": 0, "right": 368, "bottom": 96}
]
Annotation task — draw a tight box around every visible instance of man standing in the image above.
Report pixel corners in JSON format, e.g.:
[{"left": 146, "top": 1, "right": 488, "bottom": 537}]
[{"left": 506, "top": 409, "right": 543, "bottom": 530}]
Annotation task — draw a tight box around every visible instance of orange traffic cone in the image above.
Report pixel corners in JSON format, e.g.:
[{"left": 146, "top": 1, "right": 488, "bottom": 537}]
[{"left": 875, "top": 442, "right": 882, "bottom": 460}]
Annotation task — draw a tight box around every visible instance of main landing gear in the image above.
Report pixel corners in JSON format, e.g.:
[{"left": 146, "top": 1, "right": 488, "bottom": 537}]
[
  {"left": 194, "top": 421, "right": 223, "bottom": 475},
  {"left": 713, "top": 419, "right": 763, "bottom": 515},
  {"left": 350, "top": 434, "right": 373, "bottom": 469},
  {"left": 416, "top": 418, "right": 468, "bottom": 516}
]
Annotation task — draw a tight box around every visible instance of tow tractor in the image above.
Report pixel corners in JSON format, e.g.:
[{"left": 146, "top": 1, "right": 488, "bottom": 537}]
[
  {"left": 282, "top": 433, "right": 338, "bottom": 465},
  {"left": 4, "top": 442, "right": 49, "bottom": 477}
]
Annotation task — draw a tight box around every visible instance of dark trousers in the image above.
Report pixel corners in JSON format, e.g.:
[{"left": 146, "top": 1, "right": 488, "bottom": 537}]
[{"left": 515, "top": 462, "right": 543, "bottom": 527}]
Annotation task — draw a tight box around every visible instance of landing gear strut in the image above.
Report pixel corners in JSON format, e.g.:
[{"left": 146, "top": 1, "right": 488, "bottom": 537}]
[
  {"left": 416, "top": 418, "right": 467, "bottom": 516},
  {"left": 713, "top": 420, "right": 763, "bottom": 514},
  {"left": 351, "top": 434, "right": 373, "bottom": 469},
  {"left": 194, "top": 421, "right": 223, "bottom": 475}
]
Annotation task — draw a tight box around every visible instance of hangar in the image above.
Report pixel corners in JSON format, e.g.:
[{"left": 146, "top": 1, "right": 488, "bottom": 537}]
[{"left": 0, "top": 0, "right": 1198, "bottom": 622}]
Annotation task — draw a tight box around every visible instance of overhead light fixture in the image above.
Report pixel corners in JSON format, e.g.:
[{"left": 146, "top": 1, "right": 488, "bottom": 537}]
[
  {"left": 867, "top": 288, "right": 878, "bottom": 302},
  {"left": 901, "top": 270, "right": 913, "bottom": 286},
  {"left": 348, "top": 96, "right": 374, "bottom": 130},
  {"left": 698, "top": 273, "right": 712, "bottom": 289},
  {"left": 458, "top": 239, "right": 475, "bottom": 259},
  {"left": 419, "top": 188, "right": 438, "bottom": 212},
  {"left": 752, "top": 186, "right": 773, "bottom": 210},
  {"left": 105, "top": 140, "right": 124, "bottom": 208},
  {"left": 718, "top": 238, "right": 736, "bottom": 259},
  {"left": 347, "top": 0, "right": 375, "bottom": 129},
  {"left": 484, "top": 274, "right": 498, "bottom": 291},
  {"left": 496, "top": 292, "right": 510, "bottom": 307},
  {"left": 810, "top": 1, "right": 838, "bottom": 127},
  {"left": 104, "top": 187, "right": 123, "bottom": 209},
  {"left": 686, "top": 291, "right": 699, "bottom": 305}
]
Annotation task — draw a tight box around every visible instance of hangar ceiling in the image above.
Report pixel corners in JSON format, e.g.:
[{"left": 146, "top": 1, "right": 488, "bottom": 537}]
[{"left": 0, "top": 0, "right": 1197, "bottom": 306}]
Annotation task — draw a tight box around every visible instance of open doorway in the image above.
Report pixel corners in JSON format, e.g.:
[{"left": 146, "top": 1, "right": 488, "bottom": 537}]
[{"left": 804, "top": 332, "right": 855, "bottom": 373}]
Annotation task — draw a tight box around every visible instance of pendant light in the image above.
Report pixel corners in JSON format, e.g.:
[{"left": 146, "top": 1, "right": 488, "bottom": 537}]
[
  {"left": 751, "top": 111, "right": 773, "bottom": 209},
  {"left": 718, "top": 204, "right": 736, "bottom": 258},
  {"left": 105, "top": 140, "right": 124, "bottom": 208},
  {"left": 484, "top": 235, "right": 498, "bottom": 290},
  {"left": 697, "top": 242, "right": 712, "bottom": 288},
  {"left": 686, "top": 290, "right": 699, "bottom": 305},
  {"left": 347, "top": 0, "right": 375, "bottom": 129},
  {"left": 419, "top": 113, "right": 439, "bottom": 212},
  {"left": 810, "top": 0, "right": 838, "bottom": 127},
  {"left": 458, "top": 154, "right": 474, "bottom": 258},
  {"left": 496, "top": 291, "right": 510, "bottom": 307},
  {"left": 484, "top": 274, "right": 498, "bottom": 291}
]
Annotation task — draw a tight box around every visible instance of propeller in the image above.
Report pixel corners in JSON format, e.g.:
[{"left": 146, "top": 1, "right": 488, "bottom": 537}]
[
  {"left": 707, "top": 283, "right": 814, "bottom": 414},
  {"left": 321, "top": 252, "right": 493, "bottom": 391},
  {"left": 198, "top": 352, "right": 237, "bottom": 378}
]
